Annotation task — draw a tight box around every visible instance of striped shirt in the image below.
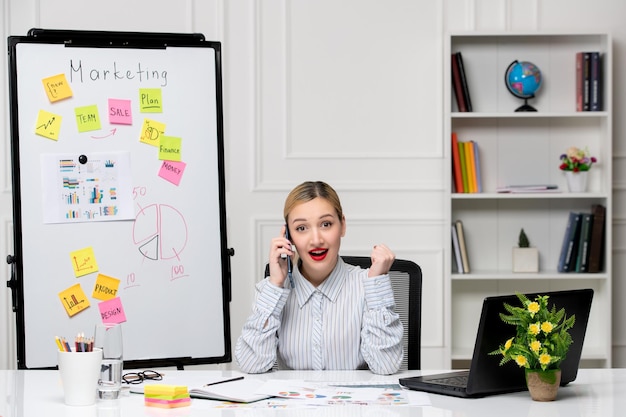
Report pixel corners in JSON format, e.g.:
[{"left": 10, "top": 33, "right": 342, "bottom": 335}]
[{"left": 235, "top": 258, "right": 404, "bottom": 375}]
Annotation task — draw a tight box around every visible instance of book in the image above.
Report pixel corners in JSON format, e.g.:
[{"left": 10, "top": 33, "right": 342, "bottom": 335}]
[
  {"left": 557, "top": 212, "right": 582, "bottom": 273},
  {"left": 496, "top": 184, "right": 560, "bottom": 193},
  {"left": 458, "top": 140, "right": 469, "bottom": 193},
  {"left": 455, "top": 220, "right": 470, "bottom": 273},
  {"left": 451, "top": 133, "right": 464, "bottom": 193},
  {"left": 471, "top": 140, "right": 482, "bottom": 193},
  {"left": 576, "top": 52, "right": 584, "bottom": 111},
  {"left": 590, "top": 51, "right": 602, "bottom": 111},
  {"left": 451, "top": 53, "right": 467, "bottom": 112},
  {"left": 575, "top": 212, "right": 594, "bottom": 272},
  {"left": 587, "top": 204, "right": 606, "bottom": 273},
  {"left": 455, "top": 52, "right": 473, "bottom": 112},
  {"left": 451, "top": 223, "right": 464, "bottom": 273},
  {"left": 466, "top": 141, "right": 477, "bottom": 193},
  {"left": 582, "top": 52, "right": 591, "bottom": 111}
]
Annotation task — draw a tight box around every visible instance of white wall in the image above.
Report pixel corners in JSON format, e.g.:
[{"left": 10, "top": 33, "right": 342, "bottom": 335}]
[{"left": 1, "top": 0, "right": 625, "bottom": 370}]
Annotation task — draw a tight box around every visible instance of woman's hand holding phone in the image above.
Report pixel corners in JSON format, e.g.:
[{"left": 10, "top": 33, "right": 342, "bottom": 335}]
[{"left": 268, "top": 225, "right": 294, "bottom": 288}]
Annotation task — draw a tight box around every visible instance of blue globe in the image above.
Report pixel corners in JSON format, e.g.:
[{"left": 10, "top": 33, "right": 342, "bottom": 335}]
[{"left": 505, "top": 60, "right": 542, "bottom": 111}]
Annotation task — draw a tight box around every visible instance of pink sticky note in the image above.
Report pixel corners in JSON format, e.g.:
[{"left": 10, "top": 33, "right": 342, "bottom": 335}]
[
  {"left": 108, "top": 99, "right": 132, "bottom": 125},
  {"left": 158, "top": 160, "right": 187, "bottom": 186},
  {"left": 98, "top": 297, "right": 127, "bottom": 324}
]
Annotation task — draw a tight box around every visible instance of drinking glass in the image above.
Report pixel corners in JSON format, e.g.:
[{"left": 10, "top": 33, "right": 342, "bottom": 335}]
[{"left": 94, "top": 323, "right": 123, "bottom": 400}]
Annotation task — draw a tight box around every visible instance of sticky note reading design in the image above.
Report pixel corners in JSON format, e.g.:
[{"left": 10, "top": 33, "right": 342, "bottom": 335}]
[
  {"left": 70, "top": 246, "right": 99, "bottom": 277},
  {"left": 75, "top": 104, "right": 102, "bottom": 132},
  {"left": 139, "top": 88, "right": 163, "bottom": 113},
  {"left": 139, "top": 118, "right": 166, "bottom": 146},
  {"left": 42, "top": 73, "right": 73, "bottom": 102},
  {"left": 98, "top": 297, "right": 127, "bottom": 324},
  {"left": 158, "top": 136, "right": 182, "bottom": 161},
  {"left": 108, "top": 98, "right": 133, "bottom": 125},
  {"left": 35, "top": 110, "right": 62, "bottom": 140},
  {"left": 158, "top": 160, "right": 187, "bottom": 186},
  {"left": 58, "top": 283, "right": 90, "bottom": 317},
  {"left": 92, "top": 274, "right": 121, "bottom": 301}
]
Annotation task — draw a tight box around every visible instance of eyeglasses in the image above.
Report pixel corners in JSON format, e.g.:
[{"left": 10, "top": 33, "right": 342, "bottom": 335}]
[{"left": 122, "top": 370, "right": 163, "bottom": 384}]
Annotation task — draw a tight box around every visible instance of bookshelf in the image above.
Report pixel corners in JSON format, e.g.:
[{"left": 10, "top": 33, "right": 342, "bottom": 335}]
[{"left": 445, "top": 33, "right": 612, "bottom": 368}]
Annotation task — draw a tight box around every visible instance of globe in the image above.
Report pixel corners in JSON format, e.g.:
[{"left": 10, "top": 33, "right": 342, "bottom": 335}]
[{"left": 505, "top": 60, "right": 543, "bottom": 111}]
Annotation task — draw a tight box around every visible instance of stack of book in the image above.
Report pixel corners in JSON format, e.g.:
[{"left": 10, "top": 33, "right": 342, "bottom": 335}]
[
  {"left": 557, "top": 204, "right": 606, "bottom": 273},
  {"left": 576, "top": 51, "right": 602, "bottom": 112},
  {"left": 451, "top": 51, "right": 472, "bottom": 112},
  {"left": 451, "top": 133, "right": 482, "bottom": 193},
  {"left": 451, "top": 220, "right": 470, "bottom": 273}
]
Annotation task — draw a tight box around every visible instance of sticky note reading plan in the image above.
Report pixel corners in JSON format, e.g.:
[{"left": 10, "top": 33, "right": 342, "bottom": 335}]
[
  {"left": 58, "top": 283, "right": 90, "bottom": 317},
  {"left": 139, "top": 88, "right": 163, "bottom": 113},
  {"left": 42, "top": 73, "right": 73, "bottom": 102},
  {"left": 159, "top": 136, "right": 182, "bottom": 161}
]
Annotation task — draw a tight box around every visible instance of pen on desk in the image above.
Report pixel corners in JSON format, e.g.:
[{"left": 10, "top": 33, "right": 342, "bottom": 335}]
[{"left": 203, "top": 376, "right": 244, "bottom": 387}]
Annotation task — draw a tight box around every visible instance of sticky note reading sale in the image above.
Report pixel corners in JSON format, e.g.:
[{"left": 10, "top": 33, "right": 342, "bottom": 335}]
[
  {"left": 98, "top": 297, "right": 127, "bottom": 324},
  {"left": 139, "top": 118, "right": 165, "bottom": 146},
  {"left": 42, "top": 73, "right": 73, "bottom": 102},
  {"left": 158, "top": 160, "right": 187, "bottom": 186},
  {"left": 92, "top": 274, "right": 121, "bottom": 301},
  {"left": 70, "top": 246, "right": 99, "bottom": 277},
  {"left": 158, "top": 136, "right": 182, "bottom": 161},
  {"left": 35, "top": 110, "right": 62, "bottom": 140},
  {"left": 59, "top": 283, "right": 90, "bottom": 317},
  {"left": 108, "top": 98, "right": 132, "bottom": 125}
]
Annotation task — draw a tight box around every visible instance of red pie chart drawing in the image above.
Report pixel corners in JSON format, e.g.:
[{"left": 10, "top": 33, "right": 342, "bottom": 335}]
[{"left": 133, "top": 203, "right": 188, "bottom": 260}]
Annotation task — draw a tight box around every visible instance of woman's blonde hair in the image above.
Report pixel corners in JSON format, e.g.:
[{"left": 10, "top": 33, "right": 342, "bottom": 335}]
[{"left": 283, "top": 181, "right": 344, "bottom": 225}]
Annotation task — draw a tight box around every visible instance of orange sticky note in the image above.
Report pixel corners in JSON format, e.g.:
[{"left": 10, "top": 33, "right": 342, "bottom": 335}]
[
  {"left": 42, "top": 73, "right": 73, "bottom": 102},
  {"left": 158, "top": 136, "right": 182, "bottom": 162},
  {"left": 58, "top": 283, "right": 90, "bottom": 317},
  {"left": 92, "top": 274, "right": 121, "bottom": 301},
  {"left": 35, "top": 110, "right": 62, "bottom": 140},
  {"left": 70, "top": 246, "right": 99, "bottom": 277},
  {"left": 139, "top": 118, "right": 165, "bottom": 146}
]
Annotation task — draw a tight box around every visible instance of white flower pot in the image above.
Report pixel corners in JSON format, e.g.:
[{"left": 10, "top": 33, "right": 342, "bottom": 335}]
[
  {"left": 512, "top": 247, "right": 539, "bottom": 273},
  {"left": 564, "top": 171, "right": 589, "bottom": 193}
]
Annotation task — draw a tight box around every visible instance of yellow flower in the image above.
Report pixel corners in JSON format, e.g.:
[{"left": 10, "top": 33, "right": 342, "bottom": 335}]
[
  {"left": 503, "top": 338, "right": 513, "bottom": 353},
  {"left": 528, "top": 301, "right": 540, "bottom": 315},
  {"left": 541, "top": 321, "right": 554, "bottom": 334},
  {"left": 528, "top": 322, "right": 541, "bottom": 336},
  {"left": 529, "top": 340, "right": 541, "bottom": 353},
  {"left": 539, "top": 353, "right": 552, "bottom": 366},
  {"left": 515, "top": 355, "right": 528, "bottom": 367}
]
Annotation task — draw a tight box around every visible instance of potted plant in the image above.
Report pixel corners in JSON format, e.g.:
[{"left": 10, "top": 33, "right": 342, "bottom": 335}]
[
  {"left": 489, "top": 293, "right": 576, "bottom": 401},
  {"left": 512, "top": 228, "right": 538, "bottom": 273},
  {"left": 559, "top": 146, "right": 597, "bottom": 192}
]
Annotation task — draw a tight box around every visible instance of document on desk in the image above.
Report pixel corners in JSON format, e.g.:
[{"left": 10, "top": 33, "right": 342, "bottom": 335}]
[{"left": 256, "top": 379, "right": 431, "bottom": 406}]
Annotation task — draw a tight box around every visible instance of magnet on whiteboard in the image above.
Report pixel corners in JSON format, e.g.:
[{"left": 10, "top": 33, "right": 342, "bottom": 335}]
[{"left": 78, "top": 155, "right": 88, "bottom": 164}]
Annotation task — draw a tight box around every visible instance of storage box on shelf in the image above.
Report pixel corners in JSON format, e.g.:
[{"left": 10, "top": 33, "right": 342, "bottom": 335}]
[{"left": 445, "top": 33, "right": 612, "bottom": 369}]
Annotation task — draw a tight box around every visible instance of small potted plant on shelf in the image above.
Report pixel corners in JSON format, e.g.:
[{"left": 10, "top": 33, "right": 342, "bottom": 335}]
[
  {"left": 512, "top": 228, "right": 538, "bottom": 273},
  {"left": 489, "top": 293, "right": 576, "bottom": 401},
  {"left": 559, "top": 146, "right": 597, "bottom": 192}
]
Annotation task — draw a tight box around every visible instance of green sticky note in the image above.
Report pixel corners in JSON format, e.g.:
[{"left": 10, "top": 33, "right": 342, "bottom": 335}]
[
  {"left": 139, "top": 88, "right": 163, "bottom": 113},
  {"left": 74, "top": 104, "right": 101, "bottom": 132},
  {"left": 159, "top": 135, "right": 182, "bottom": 162}
]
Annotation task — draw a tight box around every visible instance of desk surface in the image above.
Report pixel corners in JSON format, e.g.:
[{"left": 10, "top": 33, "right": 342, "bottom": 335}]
[{"left": 1, "top": 368, "right": 624, "bottom": 416}]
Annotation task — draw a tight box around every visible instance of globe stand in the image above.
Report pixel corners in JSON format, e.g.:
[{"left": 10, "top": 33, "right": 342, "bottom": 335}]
[{"left": 515, "top": 97, "right": 537, "bottom": 112}]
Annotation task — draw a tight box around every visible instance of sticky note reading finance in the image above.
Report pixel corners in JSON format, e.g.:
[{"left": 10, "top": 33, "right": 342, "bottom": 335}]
[
  {"left": 92, "top": 274, "right": 121, "bottom": 301},
  {"left": 35, "top": 110, "right": 62, "bottom": 140},
  {"left": 75, "top": 104, "right": 102, "bottom": 132},
  {"left": 158, "top": 160, "right": 187, "bottom": 186},
  {"left": 98, "top": 297, "right": 127, "bottom": 324},
  {"left": 159, "top": 136, "right": 182, "bottom": 161},
  {"left": 59, "top": 283, "right": 90, "bottom": 317},
  {"left": 139, "top": 118, "right": 165, "bottom": 146},
  {"left": 70, "top": 246, "right": 99, "bottom": 277},
  {"left": 139, "top": 88, "right": 163, "bottom": 113},
  {"left": 42, "top": 73, "right": 73, "bottom": 102}
]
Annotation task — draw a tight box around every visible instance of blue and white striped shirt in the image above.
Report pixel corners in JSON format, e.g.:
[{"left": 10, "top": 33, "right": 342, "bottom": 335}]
[{"left": 235, "top": 258, "right": 404, "bottom": 375}]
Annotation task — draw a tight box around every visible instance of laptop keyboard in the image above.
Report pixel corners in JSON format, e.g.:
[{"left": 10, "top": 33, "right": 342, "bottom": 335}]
[{"left": 426, "top": 375, "right": 468, "bottom": 387}]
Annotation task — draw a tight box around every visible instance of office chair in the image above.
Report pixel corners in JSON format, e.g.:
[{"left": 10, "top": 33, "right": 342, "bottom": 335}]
[{"left": 263, "top": 256, "right": 422, "bottom": 370}]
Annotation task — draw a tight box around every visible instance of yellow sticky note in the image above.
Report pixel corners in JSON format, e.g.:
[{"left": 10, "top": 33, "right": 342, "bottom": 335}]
[
  {"left": 140, "top": 118, "right": 166, "bottom": 147},
  {"left": 58, "top": 283, "right": 90, "bottom": 317},
  {"left": 92, "top": 274, "right": 121, "bottom": 301},
  {"left": 75, "top": 104, "right": 101, "bottom": 132},
  {"left": 158, "top": 136, "right": 182, "bottom": 162},
  {"left": 35, "top": 110, "right": 62, "bottom": 140},
  {"left": 42, "top": 73, "right": 73, "bottom": 102},
  {"left": 139, "top": 88, "right": 163, "bottom": 113},
  {"left": 70, "top": 246, "right": 99, "bottom": 277}
]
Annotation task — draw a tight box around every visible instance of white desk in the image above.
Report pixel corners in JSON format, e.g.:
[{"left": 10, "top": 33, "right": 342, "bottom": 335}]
[{"left": 1, "top": 368, "right": 624, "bottom": 416}]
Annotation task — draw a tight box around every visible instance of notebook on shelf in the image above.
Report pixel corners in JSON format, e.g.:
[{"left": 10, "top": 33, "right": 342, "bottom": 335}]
[{"left": 399, "top": 288, "right": 594, "bottom": 398}]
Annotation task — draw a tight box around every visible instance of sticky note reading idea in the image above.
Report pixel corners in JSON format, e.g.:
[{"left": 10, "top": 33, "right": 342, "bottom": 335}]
[
  {"left": 35, "top": 110, "right": 62, "bottom": 140},
  {"left": 75, "top": 104, "right": 102, "bottom": 132},
  {"left": 159, "top": 136, "right": 182, "bottom": 161},
  {"left": 70, "top": 246, "right": 99, "bottom": 277},
  {"left": 139, "top": 88, "right": 162, "bottom": 113},
  {"left": 92, "top": 274, "right": 121, "bottom": 301},
  {"left": 59, "top": 283, "right": 90, "bottom": 317},
  {"left": 42, "top": 73, "right": 73, "bottom": 102}
]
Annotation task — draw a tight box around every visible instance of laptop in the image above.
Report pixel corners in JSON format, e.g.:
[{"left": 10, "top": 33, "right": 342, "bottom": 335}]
[{"left": 399, "top": 288, "right": 594, "bottom": 398}]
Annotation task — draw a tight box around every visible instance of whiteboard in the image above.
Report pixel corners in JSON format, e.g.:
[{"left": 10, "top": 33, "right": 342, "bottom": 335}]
[{"left": 7, "top": 31, "right": 232, "bottom": 369}]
